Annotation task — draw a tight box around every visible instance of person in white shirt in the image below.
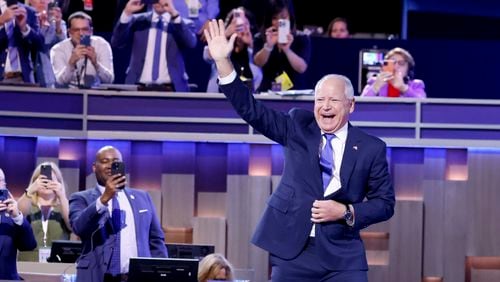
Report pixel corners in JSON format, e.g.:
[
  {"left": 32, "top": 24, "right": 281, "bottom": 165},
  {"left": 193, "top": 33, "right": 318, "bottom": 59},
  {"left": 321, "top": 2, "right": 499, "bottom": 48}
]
[{"left": 50, "top": 11, "right": 114, "bottom": 88}]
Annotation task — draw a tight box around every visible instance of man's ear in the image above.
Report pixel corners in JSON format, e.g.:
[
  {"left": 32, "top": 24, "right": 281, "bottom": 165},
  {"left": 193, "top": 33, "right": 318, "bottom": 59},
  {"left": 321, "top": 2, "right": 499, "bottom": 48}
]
[{"left": 349, "top": 98, "right": 355, "bottom": 114}]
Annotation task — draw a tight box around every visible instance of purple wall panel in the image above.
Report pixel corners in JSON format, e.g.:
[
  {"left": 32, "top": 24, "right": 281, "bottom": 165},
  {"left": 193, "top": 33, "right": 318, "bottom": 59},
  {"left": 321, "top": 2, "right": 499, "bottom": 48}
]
[
  {"left": 0, "top": 91, "right": 83, "bottom": 114},
  {"left": 422, "top": 104, "right": 500, "bottom": 124},
  {"left": 0, "top": 116, "right": 82, "bottom": 130},
  {"left": 87, "top": 120, "right": 248, "bottom": 134},
  {"left": 36, "top": 136, "right": 60, "bottom": 158},
  {"left": 422, "top": 129, "right": 500, "bottom": 140},
  {"left": 130, "top": 142, "right": 162, "bottom": 190},
  {"left": 351, "top": 103, "right": 416, "bottom": 122},
  {"left": 88, "top": 96, "right": 239, "bottom": 118},
  {"left": 195, "top": 143, "right": 227, "bottom": 193},
  {"left": 249, "top": 144, "right": 272, "bottom": 176},
  {"left": 358, "top": 127, "right": 415, "bottom": 138},
  {"left": 162, "top": 142, "right": 196, "bottom": 174},
  {"left": 60, "top": 139, "right": 87, "bottom": 191},
  {"left": 227, "top": 143, "right": 250, "bottom": 175},
  {"left": 0, "top": 137, "right": 37, "bottom": 196},
  {"left": 271, "top": 144, "right": 285, "bottom": 175}
]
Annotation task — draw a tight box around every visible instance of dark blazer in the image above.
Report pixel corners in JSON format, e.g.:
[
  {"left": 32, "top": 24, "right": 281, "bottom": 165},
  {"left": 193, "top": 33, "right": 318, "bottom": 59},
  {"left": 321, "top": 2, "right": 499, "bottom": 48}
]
[
  {"left": 0, "top": 4, "right": 44, "bottom": 83},
  {"left": 220, "top": 78, "right": 395, "bottom": 271},
  {"left": 69, "top": 187, "right": 167, "bottom": 282},
  {"left": 111, "top": 12, "right": 197, "bottom": 92},
  {"left": 0, "top": 215, "right": 37, "bottom": 280}
]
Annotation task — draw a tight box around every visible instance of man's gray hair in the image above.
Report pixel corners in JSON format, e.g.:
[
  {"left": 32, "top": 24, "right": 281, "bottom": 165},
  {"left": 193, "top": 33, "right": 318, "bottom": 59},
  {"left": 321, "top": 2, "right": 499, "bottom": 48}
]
[{"left": 314, "top": 74, "right": 354, "bottom": 99}]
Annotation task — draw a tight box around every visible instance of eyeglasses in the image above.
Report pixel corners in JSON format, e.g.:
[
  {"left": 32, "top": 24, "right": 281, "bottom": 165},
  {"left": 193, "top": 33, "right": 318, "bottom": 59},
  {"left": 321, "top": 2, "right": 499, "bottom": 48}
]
[
  {"left": 70, "top": 27, "right": 91, "bottom": 33},
  {"left": 391, "top": 59, "right": 408, "bottom": 66}
]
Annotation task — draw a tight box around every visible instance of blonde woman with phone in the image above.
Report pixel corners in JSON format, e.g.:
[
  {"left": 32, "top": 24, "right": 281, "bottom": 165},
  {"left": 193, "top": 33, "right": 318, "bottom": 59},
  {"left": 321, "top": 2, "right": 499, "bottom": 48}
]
[{"left": 17, "top": 162, "right": 72, "bottom": 262}]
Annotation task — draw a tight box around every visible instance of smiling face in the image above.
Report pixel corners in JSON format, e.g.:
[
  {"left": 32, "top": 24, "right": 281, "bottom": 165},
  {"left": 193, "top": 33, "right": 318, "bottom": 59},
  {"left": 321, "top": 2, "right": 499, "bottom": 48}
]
[
  {"left": 93, "top": 147, "right": 123, "bottom": 186},
  {"left": 313, "top": 75, "right": 354, "bottom": 134}
]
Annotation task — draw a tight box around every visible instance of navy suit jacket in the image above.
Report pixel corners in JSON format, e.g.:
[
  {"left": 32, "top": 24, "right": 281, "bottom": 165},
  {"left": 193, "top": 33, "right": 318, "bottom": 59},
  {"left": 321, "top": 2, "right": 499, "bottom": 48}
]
[
  {"left": 220, "top": 79, "right": 395, "bottom": 271},
  {"left": 0, "top": 215, "right": 37, "bottom": 280},
  {"left": 111, "top": 12, "right": 197, "bottom": 92},
  {"left": 0, "top": 4, "right": 44, "bottom": 83},
  {"left": 69, "top": 187, "right": 167, "bottom": 282}
]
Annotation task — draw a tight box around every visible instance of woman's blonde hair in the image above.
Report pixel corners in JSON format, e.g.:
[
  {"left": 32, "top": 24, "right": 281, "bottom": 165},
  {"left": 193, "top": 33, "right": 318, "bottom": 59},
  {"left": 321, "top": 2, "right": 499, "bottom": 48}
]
[
  {"left": 29, "top": 161, "right": 66, "bottom": 206},
  {"left": 198, "top": 253, "right": 234, "bottom": 282}
]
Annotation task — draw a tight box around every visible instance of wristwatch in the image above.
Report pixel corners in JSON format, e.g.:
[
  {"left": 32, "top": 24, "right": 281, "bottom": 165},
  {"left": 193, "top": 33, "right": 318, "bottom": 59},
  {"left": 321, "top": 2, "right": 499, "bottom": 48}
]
[{"left": 344, "top": 204, "right": 354, "bottom": 227}]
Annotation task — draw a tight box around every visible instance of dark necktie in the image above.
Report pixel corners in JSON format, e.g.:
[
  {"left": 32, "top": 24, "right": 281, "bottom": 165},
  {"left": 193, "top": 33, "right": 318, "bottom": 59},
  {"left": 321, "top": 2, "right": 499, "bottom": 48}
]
[
  {"left": 109, "top": 196, "right": 122, "bottom": 275},
  {"left": 152, "top": 17, "right": 163, "bottom": 81},
  {"left": 320, "top": 134, "right": 335, "bottom": 191}
]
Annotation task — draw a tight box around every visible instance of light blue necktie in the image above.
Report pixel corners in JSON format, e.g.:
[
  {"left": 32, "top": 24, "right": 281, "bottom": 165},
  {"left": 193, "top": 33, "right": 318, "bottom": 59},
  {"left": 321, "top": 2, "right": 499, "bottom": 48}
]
[
  {"left": 152, "top": 17, "right": 163, "bottom": 81},
  {"left": 319, "top": 134, "right": 335, "bottom": 191},
  {"left": 109, "top": 196, "right": 122, "bottom": 275}
]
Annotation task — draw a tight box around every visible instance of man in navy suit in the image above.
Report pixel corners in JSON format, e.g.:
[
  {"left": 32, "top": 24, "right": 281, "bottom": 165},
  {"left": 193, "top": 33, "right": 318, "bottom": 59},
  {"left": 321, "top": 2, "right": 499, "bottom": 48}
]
[
  {"left": 111, "top": 0, "right": 197, "bottom": 92},
  {"left": 69, "top": 146, "right": 167, "bottom": 282},
  {"left": 0, "top": 0, "right": 43, "bottom": 83},
  {"left": 0, "top": 168, "right": 37, "bottom": 280},
  {"left": 204, "top": 20, "right": 395, "bottom": 281}
]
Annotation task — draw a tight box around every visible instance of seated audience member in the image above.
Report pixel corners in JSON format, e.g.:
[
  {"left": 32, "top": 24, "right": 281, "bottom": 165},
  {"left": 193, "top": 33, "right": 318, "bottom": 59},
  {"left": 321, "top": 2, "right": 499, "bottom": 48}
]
[
  {"left": 17, "top": 162, "right": 72, "bottom": 262},
  {"left": 204, "top": 7, "right": 261, "bottom": 93},
  {"left": 30, "top": 0, "right": 67, "bottom": 87},
  {"left": 0, "top": 0, "right": 43, "bottom": 84},
  {"left": 361, "top": 47, "right": 426, "bottom": 98},
  {"left": 111, "top": 0, "right": 197, "bottom": 92},
  {"left": 327, "top": 17, "right": 350, "bottom": 39},
  {"left": 198, "top": 253, "right": 234, "bottom": 282},
  {"left": 50, "top": 11, "right": 114, "bottom": 88},
  {"left": 253, "top": 0, "right": 310, "bottom": 92},
  {"left": 69, "top": 146, "right": 167, "bottom": 282},
  {"left": 0, "top": 168, "right": 37, "bottom": 280},
  {"left": 173, "top": 0, "right": 219, "bottom": 41}
]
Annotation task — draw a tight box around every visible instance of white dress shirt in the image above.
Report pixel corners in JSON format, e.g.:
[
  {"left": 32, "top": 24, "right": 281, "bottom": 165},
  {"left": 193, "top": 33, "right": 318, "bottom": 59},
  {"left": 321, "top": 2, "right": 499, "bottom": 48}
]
[
  {"left": 96, "top": 185, "right": 137, "bottom": 274},
  {"left": 50, "top": 36, "right": 114, "bottom": 87}
]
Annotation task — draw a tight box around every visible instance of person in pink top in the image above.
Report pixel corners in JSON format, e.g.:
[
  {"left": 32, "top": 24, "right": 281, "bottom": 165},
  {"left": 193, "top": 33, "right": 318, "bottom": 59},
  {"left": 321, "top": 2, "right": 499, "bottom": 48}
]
[{"left": 361, "top": 47, "right": 426, "bottom": 98}]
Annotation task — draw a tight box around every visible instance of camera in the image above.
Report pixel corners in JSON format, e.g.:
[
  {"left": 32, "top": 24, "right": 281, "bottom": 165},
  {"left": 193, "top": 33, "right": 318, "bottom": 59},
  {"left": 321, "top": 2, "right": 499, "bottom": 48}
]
[
  {"left": 80, "top": 34, "right": 91, "bottom": 46},
  {"left": 0, "top": 188, "right": 9, "bottom": 202},
  {"left": 278, "top": 19, "right": 290, "bottom": 44},
  {"left": 41, "top": 164, "right": 52, "bottom": 180}
]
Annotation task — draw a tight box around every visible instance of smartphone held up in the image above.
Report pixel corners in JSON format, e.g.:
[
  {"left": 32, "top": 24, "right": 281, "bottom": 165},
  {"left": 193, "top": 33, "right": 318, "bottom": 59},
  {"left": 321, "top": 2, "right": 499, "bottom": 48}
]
[
  {"left": 382, "top": 60, "right": 395, "bottom": 74},
  {"left": 111, "top": 161, "right": 126, "bottom": 189},
  {"left": 278, "top": 19, "right": 290, "bottom": 44}
]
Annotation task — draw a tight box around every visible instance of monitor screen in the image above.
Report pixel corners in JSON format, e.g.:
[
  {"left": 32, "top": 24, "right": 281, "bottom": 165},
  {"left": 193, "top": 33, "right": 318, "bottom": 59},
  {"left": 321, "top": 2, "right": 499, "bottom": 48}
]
[
  {"left": 128, "top": 257, "right": 199, "bottom": 282},
  {"left": 47, "top": 240, "right": 83, "bottom": 263},
  {"left": 166, "top": 243, "right": 214, "bottom": 260}
]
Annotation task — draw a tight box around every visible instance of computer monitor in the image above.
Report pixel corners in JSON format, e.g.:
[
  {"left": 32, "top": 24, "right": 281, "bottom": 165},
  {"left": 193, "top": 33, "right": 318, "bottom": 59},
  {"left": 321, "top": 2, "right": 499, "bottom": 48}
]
[
  {"left": 47, "top": 240, "right": 83, "bottom": 263},
  {"left": 128, "top": 257, "right": 199, "bottom": 282},
  {"left": 166, "top": 243, "right": 214, "bottom": 260}
]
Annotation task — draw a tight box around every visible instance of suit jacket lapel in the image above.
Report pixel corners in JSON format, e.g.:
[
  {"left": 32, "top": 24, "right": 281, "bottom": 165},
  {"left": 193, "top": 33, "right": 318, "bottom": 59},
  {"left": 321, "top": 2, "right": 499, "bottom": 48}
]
[
  {"left": 306, "top": 121, "right": 324, "bottom": 195},
  {"left": 340, "top": 123, "right": 360, "bottom": 189}
]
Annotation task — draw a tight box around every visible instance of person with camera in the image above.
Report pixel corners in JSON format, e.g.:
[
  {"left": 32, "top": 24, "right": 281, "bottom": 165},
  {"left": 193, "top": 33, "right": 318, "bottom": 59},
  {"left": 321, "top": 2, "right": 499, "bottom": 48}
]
[
  {"left": 252, "top": 0, "right": 310, "bottom": 92},
  {"left": 111, "top": 0, "right": 197, "bottom": 92},
  {"left": 16, "top": 162, "right": 72, "bottom": 262},
  {"left": 69, "top": 146, "right": 167, "bottom": 282},
  {"left": 0, "top": 168, "right": 37, "bottom": 280},
  {"left": 203, "top": 7, "right": 262, "bottom": 93},
  {"left": 0, "top": 0, "right": 44, "bottom": 83},
  {"left": 361, "top": 47, "right": 426, "bottom": 98},
  {"left": 50, "top": 11, "right": 114, "bottom": 88},
  {"left": 28, "top": 0, "right": 67, "bottom": 87}
]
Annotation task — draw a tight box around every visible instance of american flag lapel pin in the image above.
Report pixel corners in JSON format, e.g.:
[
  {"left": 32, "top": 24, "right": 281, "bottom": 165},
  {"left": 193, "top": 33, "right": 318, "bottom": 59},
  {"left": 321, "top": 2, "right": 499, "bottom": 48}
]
[
  {"left": 130, "top": 194, "right": 135, "bottom": 200},
  {"left": 353, "top": 145, "right": 358, "bottom": 151}
]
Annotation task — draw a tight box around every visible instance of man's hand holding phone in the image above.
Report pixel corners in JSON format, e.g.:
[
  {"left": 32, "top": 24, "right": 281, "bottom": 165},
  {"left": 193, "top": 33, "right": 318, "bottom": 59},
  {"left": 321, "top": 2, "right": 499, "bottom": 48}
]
[{"left": 100, "top": 162, "right": 126, "bottom": 204}]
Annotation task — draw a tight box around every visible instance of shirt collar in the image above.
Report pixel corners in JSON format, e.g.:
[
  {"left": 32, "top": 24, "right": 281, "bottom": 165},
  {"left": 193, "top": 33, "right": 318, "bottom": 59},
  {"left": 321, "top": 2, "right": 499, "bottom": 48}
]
[
  {"left": 152, "top": 10, "right": 170, "bottom": 22},
  {"left": 322, "top": 122, "right": 348, "bottom": 143}
]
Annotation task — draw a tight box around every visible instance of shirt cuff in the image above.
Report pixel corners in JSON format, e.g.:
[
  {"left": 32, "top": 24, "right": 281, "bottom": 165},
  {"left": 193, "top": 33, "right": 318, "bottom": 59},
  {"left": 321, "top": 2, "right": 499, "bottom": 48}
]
[
  {"left": 218, "top": 70, "right": 237, "bottom": 85},
  {"left": 95, "top": 197, "right": 108, "bottom": 213},
  {"left": 21, "top": 25, "right": 31, "bottom": 37},
  {"left": 120, "top": 13, "right": 133, "bottom": 24},
  {"left": 12, "top": 212, "right": 24, "bottom": 225}
]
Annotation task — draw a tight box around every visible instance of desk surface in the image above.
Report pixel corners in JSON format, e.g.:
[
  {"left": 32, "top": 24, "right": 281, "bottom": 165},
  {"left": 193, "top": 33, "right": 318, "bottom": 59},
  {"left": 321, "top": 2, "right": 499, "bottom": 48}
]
[{"left": 2, "top": 86, "right": 500, "bottom": 148}]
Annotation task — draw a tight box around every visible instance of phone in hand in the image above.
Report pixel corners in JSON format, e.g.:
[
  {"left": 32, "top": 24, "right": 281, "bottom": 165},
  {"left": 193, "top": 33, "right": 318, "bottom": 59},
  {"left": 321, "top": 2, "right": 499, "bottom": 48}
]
[
  {"left": 80, "top": 34, "right": 91, "bottom": 46},
  {"left": 382, "top": 60, "right": 395, "bottom": 74},
  {"left": 0, "top": 188, "right": 9, "bottom": 202},
  {"left": 111, "top": 161, "right": 126, "bottom": 189},
  {"left": 40, "top": 164, "right": 52, "bottom": 180},
  {"left": 6, "top": 0, "right": 18, "bottom": 7},
  {"left": 278, "top": 19, "right": 290, "bottom": 44}
]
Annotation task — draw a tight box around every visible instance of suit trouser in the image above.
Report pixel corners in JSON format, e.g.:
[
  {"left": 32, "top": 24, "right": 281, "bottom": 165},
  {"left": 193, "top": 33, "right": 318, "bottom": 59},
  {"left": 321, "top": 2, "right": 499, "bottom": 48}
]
[{"left": 270, "top": 237, "right": 368, "bottom": 282}]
